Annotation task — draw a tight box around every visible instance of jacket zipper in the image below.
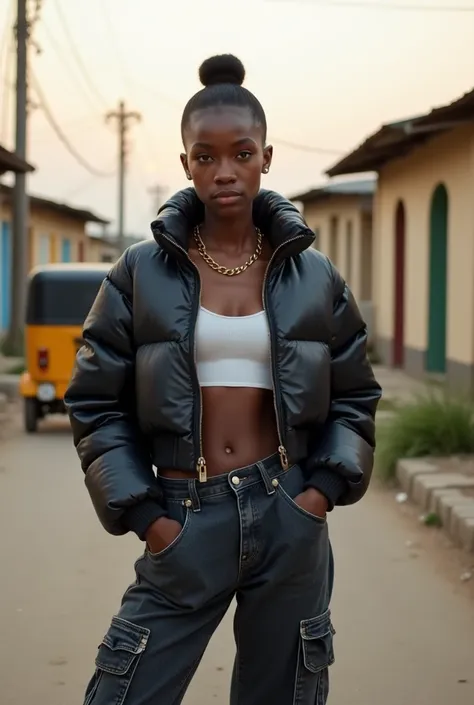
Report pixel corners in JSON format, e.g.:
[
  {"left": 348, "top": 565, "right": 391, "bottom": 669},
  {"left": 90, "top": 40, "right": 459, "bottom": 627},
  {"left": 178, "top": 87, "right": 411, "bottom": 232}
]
[
  {"left": 262, "top": 236, "right": 305, "bottom": 471},
  {"left": 192, "top": 269, "right": 207, "bottom": 482},
  {"left": 159, "top": 232, "right": 207, "bottom": 482}
]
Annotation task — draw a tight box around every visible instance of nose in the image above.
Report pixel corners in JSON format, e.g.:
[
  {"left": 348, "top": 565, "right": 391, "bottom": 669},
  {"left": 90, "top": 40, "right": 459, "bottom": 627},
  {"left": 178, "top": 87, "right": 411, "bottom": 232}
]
[{"left": 213, "top": 161, "right": 237, "bottom": 185}]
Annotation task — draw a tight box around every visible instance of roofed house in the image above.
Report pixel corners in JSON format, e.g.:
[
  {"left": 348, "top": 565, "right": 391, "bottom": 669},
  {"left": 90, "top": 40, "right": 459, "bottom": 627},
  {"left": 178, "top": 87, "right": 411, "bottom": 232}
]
[
  {"left": 327, "top": 87, "right": 474, "bottom": 395},
  {"left": 290, "top": 178, "right": 376, "bottom": 340},
  {"left": 0, "top": 145, "right": 35, "bottom": 333},
  {"left": 86, "top": 233, "right": 120, "bottom": 263},
  {"left": 87, "top": 233, "right": 147, "bottom": 263},
  {"left": 0, "top": 183, "right": 109, "bottom": 332},
  {"left": 0, "top": 144, "right": 35, "bottom": 176}
]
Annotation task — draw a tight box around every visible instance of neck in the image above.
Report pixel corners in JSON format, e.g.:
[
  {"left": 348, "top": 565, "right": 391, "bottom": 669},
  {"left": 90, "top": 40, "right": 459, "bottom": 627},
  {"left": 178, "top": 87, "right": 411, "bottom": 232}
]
[{"left": 201, "top": 207, "right": 256, "bottom": 254}]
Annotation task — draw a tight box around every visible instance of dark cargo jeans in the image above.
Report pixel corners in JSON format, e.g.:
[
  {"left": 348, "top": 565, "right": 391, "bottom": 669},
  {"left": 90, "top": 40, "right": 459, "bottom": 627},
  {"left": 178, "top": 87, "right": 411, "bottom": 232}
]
[{"left": 84, "top": 454, "right": 336, "bottom": 705}]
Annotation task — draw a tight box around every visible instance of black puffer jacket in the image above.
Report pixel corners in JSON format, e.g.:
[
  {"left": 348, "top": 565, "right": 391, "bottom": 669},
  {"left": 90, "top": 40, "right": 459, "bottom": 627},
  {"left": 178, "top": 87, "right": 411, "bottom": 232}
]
[{"left": 65, "top": 188, "right": 381, "bottom": 539}]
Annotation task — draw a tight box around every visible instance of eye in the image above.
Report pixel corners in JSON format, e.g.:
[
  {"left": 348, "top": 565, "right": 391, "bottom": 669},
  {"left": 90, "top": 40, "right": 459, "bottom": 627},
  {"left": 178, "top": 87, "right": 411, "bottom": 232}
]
[
  {"left": 236, "top": 151, "right": 252, "bottom": 160},
  {"left": 196, "top": 155, "right": 213, "bottom": 164}
]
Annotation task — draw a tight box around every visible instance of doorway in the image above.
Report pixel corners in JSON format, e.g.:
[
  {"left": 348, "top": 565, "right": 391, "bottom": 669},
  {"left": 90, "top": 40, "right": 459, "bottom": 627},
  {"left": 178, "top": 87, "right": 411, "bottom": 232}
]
[
  {"left": 61, "top": 238, "right": 72, "bottom": 263},
  {"left": 393, "top": 201, "right": 406, "bottom": 367},
  {"left": 426, "top": 184, "right": 448, "bottom": 374}
]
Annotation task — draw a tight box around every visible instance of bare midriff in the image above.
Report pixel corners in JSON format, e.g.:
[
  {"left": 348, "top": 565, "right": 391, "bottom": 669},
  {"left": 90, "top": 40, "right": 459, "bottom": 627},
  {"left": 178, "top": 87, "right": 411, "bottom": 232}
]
[
  {"left": 159, "top": 232, "right": 281, "bottom": 480},
  {"left": 159, "top": 386, "right": 279, "bottom": 479}
]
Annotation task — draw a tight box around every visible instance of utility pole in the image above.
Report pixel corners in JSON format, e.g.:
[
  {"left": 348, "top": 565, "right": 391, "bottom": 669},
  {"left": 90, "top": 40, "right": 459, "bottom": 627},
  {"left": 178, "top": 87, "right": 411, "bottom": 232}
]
[
  {"left": 3, "top": 0, "right": 29, "bottom": 355},
  {"left": 106, "top": 101, "right": 141, "bottom": 255}
]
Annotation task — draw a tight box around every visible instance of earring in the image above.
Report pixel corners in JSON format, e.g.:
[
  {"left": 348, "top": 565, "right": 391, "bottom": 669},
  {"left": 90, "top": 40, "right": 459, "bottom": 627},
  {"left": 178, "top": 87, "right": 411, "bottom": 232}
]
[
  {"left": 263, "top": 167, "right": 269, "bottom": 174},
  {"left": 186, "top": 173, "right": 192, "bottom": 180}
]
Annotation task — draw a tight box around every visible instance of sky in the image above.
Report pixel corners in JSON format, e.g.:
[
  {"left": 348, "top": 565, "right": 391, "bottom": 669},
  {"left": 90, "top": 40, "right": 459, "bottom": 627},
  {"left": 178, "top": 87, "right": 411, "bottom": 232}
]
[{"left": 1, "top": 0, "right": 473, "bottom": 237}]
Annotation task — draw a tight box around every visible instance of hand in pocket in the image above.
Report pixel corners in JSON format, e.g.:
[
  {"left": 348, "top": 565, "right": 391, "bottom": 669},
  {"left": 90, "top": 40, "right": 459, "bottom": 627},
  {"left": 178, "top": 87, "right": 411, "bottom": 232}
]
[
  {"left": 294, "top": 488, "right": 328, "bottom": 519},
  {"left": 145, "top": 517, "right": 183, "bottom": 554}
]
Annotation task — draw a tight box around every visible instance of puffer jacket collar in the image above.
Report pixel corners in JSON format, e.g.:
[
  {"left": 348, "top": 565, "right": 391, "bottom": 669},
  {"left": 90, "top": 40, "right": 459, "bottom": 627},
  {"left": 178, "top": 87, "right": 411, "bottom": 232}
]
[{"left": 150, "top": 187, "right": 315, "bottom": 260}]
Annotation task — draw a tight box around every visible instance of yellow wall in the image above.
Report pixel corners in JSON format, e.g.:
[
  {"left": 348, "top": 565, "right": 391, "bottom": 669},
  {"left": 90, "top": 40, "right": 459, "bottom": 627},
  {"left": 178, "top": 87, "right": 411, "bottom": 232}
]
[
  {"left": 301, "top": 195, "right": 373, "bottom": 303},
  {"left": 0, "top": 200, "right": 105, "bottom": 268},
  {"left": 29, "top": 207, "right": 87, "bottom": 266},
  {"left": 374, "top": 123, "right": 474, "bottom": 366}
]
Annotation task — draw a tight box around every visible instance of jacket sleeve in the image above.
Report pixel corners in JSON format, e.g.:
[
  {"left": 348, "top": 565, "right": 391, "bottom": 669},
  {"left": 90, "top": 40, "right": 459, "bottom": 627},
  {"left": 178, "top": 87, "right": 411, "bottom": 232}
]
[
  {"left": 303, "top": 264, "right": 382, "bottom": 508},
  {"left": 64, "top": 250, "right": 166, "bottom": 538}
]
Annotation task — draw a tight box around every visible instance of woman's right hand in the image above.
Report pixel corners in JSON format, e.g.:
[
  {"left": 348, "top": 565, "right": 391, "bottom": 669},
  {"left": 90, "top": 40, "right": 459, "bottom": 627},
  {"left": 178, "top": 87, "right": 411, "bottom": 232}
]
[{"left": 145, "top": 517, "right": 183, "bottom": 554}]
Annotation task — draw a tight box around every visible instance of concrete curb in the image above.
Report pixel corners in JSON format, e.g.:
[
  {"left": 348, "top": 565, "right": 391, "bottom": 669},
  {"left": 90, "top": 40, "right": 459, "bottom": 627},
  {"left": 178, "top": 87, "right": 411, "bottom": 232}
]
[{"left": 396, "top": 458, "right": 474, "bottom": 554}]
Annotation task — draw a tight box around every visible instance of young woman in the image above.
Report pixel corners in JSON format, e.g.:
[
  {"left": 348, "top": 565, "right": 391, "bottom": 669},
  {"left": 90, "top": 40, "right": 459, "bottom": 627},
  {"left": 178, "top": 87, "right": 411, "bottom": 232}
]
[{"left": 65, "top": 53, "right": 381, "bottom": 705}]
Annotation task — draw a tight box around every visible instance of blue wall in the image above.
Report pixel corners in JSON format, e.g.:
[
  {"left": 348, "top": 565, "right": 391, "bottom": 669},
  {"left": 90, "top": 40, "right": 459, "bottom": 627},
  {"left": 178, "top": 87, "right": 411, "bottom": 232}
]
[{"left": 0, "top": 221, "right": 12, "bottom": 331}]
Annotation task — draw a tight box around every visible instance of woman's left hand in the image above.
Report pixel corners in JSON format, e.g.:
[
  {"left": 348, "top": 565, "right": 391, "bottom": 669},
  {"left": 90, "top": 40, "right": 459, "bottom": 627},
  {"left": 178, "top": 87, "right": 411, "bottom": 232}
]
[{"left": 294, "top": 488, "right": 329, "bottom": 519}]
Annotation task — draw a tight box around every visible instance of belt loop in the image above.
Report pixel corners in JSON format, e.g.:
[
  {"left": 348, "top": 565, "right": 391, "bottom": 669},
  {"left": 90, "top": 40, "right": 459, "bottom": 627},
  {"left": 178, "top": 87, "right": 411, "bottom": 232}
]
[
  {"left": 257, "top": 461, "right": 276, "bottom": 496},
  {"left": 187, "top": 479, "right": 201, "bottom": 512}
]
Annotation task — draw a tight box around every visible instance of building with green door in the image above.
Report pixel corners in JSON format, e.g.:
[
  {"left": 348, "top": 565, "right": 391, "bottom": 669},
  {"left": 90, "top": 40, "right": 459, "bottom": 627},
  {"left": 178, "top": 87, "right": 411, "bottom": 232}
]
[{"left": 326, "top": 87, "right": 474, "bottom": 397}]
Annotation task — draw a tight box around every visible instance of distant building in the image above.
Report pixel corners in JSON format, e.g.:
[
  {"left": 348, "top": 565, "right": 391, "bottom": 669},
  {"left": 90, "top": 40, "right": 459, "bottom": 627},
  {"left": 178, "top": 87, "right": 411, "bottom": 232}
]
[
  {"left": 91, "top": 233, "right": 148, "bottom": 262},
  {"left": 86, "top": 233, "right": 120, "bottom": 263},
  {"left": 327, "top": 87, "right": 474, "bottom": 395},
  {"left": 0, "top": 182, "right": 109, "bottom": 331},
  {"left": 290, "top": 178, "right": 376, "bottom": 340}
]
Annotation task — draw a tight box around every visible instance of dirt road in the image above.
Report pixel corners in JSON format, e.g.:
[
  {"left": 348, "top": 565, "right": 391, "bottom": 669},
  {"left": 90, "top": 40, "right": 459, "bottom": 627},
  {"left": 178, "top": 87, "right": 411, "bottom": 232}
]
[{"left": 1, "top": 415, "right": 473, "bottom": 704}]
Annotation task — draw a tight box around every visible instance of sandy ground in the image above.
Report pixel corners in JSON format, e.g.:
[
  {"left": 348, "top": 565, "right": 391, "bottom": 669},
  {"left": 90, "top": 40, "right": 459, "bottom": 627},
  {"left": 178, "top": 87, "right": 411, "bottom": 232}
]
[{"left": 1, "top": 413, "right": 473, "bottom": 704}]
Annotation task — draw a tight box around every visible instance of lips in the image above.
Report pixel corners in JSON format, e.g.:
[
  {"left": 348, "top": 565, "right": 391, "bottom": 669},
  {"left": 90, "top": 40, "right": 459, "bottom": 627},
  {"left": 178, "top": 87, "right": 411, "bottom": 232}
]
[
  {"left": 212, "top": 190, "right": 242, "bottom": 199},
  {"left": 212, "top": 190, "right": 243, "bottom": 206}
]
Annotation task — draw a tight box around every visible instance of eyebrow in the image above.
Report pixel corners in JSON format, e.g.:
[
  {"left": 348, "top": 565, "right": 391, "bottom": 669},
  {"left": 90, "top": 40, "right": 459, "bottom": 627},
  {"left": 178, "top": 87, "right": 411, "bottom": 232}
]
[{"left": 191, "top": 138, "right": 257, "bottom": 150}]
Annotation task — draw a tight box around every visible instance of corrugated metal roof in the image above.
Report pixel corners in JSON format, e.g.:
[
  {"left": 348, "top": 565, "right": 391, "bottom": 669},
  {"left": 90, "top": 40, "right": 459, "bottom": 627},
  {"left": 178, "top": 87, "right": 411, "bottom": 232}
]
[
  {"left": 0, "top": 183, "right": 109, "bottom": 224},
  {"left": 327, "top": 87, "right": 474, "bottom": 177},
  {"left": 290, "top": 178, "right": 376, "bottom": 204}
]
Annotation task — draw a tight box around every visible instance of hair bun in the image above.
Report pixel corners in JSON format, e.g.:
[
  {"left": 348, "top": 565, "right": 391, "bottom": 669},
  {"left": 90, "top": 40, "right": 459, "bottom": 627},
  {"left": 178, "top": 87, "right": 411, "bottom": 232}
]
[{"left": 199, "top": 54, "right": 245, "bottom": 88}]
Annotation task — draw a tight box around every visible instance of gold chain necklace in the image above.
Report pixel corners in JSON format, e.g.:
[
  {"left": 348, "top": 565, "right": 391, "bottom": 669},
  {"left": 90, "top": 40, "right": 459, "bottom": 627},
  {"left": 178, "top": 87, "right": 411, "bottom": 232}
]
[{"left": 193, "top": 225, "right": 263, "bottom": 276}]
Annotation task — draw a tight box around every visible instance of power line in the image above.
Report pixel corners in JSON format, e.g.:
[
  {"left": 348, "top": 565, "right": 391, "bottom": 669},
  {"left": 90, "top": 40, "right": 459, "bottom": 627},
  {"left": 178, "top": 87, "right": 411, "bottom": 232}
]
[
  {"left": 99, "top": 0, "right": 133, "bottom": 95},
  {"left": 51, "top": 0, "right": 108, "bottom": 109},
  {"left": 271, "top": 137, "right": 344, "bottom": 155},
  {"left": 98, "top": 2, "right": 168, "bottom": 181},
  {"left": 134, "top": 82, "right": 346, "bottom": 156},
  {"left": 267, "top": 0, "right": 474, "bottom": 11},
  {"left": 61, "top": 170, "right": 115, "bottom": 200},
  {"left": 39, "top": 20, "right": 104, "bottom": 115},
  {"left": 29, "top": 68, "right": 115, "bottom": 177},
  {"left": 31, "top": 0, "right": 368, "bottom": 169},
  {"left": 99, "top": 3, "right": 340, "bottom": 171}
]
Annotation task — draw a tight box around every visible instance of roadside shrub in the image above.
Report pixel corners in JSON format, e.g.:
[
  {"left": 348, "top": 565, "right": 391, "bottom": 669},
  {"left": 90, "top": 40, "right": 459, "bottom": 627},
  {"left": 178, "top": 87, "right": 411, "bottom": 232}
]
[{"left": 375, "top": 393, "right": 474, "bottom": 482}]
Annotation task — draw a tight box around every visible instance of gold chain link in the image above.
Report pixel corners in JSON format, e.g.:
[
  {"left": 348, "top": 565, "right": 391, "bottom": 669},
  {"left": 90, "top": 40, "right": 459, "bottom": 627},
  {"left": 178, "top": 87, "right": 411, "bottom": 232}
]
[{"left": 193, "top": 225, "right": 263, "bottom": 276}]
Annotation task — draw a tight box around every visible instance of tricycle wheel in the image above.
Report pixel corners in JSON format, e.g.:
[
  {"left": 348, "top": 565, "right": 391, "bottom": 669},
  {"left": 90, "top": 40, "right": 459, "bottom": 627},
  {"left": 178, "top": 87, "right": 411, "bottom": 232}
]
[{"left": 24, "top": 398, "right": 39, "bottom": 433}]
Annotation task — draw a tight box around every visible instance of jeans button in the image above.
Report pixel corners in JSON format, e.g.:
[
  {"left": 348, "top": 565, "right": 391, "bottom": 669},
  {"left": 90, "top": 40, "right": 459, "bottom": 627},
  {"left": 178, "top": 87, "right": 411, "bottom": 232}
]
[{"left": 232, "top": 476, "right": 241, "bottom": 486}]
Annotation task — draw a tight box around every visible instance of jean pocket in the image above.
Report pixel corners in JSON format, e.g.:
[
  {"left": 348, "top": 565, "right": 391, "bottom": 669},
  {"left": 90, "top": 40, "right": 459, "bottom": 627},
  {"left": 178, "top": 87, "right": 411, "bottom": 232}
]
[
  {"left": 277, "top": 481, "right": 327, "bottom": 526},
  {"left": 145, "top": 502, "right": 194, "bottom": 562},
  {"left": 146, "top": 504, "right": 192, "bottom": 561},
  {"left": 84, "top": 617, "right": 150, "bottom": 705},
  {"left": 294, "top": 609, "right": 335, "bottom": 705}
]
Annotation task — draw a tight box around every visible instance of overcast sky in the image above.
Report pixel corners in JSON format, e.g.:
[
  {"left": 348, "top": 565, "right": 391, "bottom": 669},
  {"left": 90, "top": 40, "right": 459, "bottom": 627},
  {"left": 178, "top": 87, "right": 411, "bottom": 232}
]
[{"left": 1, "top": 0, "right": 473, "bottom": 236}]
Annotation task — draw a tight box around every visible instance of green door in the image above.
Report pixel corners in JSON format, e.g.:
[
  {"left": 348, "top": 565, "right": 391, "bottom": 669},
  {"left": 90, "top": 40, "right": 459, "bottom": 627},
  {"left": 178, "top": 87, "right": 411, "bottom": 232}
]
[{"left": 426, "top": 184, "right": 448, "bottom": 373}]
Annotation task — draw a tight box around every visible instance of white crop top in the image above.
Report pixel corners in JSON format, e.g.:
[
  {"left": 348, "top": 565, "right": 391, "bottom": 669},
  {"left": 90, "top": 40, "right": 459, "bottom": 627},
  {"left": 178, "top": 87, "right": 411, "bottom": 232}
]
[{"left": 195, "top": 307, "right": 273, "bottom": 389}]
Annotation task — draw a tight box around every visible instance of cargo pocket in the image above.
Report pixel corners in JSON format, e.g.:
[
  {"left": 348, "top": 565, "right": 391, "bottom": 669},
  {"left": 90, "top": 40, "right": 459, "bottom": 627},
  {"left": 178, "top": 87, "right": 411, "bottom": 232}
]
[
  {"left": 84, "top": 616, "right": 150, "bottom": 705},
  {"left": 293, "top": 609, "right": 335, "bottom": 705}
]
